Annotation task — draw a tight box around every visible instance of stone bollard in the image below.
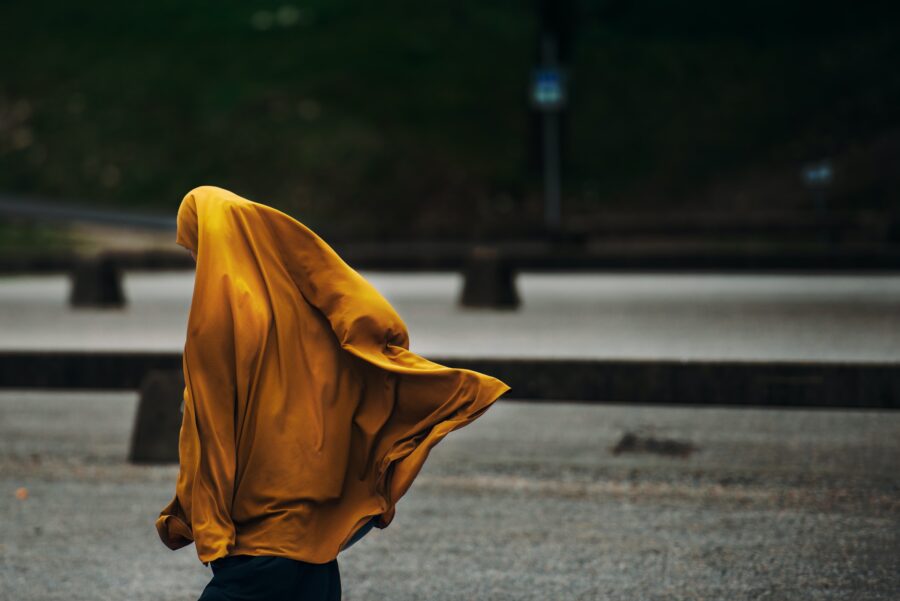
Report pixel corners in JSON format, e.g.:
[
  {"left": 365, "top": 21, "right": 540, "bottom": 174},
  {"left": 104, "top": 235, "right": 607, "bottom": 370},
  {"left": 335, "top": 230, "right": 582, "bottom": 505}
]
[
  {"left": 459, "top": 245, "right": 520, "bottom": 309},
  {"left": 128, "top": 369, "right": 185, "bottom": 464},
  {"left": 69, "top": 253, "right": 126, "bottom": 308}
]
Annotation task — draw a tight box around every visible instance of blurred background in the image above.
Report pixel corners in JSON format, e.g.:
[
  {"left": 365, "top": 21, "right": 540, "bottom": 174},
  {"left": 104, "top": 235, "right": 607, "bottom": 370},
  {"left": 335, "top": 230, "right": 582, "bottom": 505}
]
[
  {"left": 1, "top": 2, "right": 899, "bottom": 600},
  {"left": 2, "top": 0, "right": 899, "bottom": 243}
]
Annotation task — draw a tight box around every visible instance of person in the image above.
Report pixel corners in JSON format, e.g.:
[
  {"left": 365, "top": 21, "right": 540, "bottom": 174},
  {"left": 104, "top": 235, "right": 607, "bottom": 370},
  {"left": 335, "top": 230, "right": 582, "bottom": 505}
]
[{"left": 155, "top": 186, "right": 511, "bottom": 600}]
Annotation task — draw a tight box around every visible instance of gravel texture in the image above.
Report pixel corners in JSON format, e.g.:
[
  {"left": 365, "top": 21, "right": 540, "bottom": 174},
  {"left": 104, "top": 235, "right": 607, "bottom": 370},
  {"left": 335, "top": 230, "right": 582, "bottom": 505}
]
[{"left": 1, "top": 391, "right": 898, "bottom": 600}]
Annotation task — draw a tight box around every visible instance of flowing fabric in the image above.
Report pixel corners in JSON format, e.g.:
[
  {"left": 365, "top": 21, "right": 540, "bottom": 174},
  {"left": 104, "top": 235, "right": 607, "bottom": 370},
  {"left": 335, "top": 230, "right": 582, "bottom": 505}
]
[{"left": 155, "top": 186, "right": 511, "bottom": 566}]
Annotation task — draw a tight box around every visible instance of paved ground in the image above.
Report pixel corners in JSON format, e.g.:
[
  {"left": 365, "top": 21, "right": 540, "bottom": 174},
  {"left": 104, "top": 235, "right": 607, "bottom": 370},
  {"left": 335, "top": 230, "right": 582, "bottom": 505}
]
[
  {"left": 1, "top": 391, "right": 897, "bottom": 600},
  {"left": 0, "top": 272, "right": 899, "bottom": 361}
]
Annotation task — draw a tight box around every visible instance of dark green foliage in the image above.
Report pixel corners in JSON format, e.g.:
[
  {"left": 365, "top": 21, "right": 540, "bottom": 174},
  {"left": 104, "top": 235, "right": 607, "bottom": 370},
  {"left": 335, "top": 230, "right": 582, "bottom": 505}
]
[{"left": 0, "top": 1, "right": 897, "bottom": 238}]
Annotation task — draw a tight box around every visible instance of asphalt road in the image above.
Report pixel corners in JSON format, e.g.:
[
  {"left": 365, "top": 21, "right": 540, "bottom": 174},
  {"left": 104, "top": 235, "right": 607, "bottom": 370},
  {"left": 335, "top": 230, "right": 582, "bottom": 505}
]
[{"left": 1, "top": 391, "right": 897, "bottom": 600}]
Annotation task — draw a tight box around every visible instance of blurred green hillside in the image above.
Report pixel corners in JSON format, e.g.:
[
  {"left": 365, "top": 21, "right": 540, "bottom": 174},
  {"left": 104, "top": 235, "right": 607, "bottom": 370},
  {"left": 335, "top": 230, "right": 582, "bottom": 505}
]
[{"left": 0, "top": 0, "right": 897, "bottom": 239}]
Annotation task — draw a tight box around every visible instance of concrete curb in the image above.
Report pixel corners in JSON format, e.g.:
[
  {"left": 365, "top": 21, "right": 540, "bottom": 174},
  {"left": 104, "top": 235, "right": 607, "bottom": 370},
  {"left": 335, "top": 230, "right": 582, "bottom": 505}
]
[{"left": 0, "top": 351, "right": 896, "bottom": 409}]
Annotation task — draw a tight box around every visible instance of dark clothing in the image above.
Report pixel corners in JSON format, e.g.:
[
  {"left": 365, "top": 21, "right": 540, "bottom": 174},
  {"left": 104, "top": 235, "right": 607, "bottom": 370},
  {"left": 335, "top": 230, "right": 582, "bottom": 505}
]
[{"left": 198, "top": 555, "right": 340, "bottom": 601}]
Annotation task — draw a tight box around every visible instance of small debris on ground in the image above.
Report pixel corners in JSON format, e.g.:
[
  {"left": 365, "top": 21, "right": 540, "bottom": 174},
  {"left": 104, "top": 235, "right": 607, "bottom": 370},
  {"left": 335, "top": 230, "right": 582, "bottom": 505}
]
[{"left": 611, "top": 431, "right": 698, "bottom": 458}]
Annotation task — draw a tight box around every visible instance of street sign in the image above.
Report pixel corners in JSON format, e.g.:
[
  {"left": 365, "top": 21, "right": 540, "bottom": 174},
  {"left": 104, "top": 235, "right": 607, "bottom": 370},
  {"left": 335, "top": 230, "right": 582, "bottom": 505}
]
[{"left": 531, "top": 67, "right": 567, "bottom": 111}]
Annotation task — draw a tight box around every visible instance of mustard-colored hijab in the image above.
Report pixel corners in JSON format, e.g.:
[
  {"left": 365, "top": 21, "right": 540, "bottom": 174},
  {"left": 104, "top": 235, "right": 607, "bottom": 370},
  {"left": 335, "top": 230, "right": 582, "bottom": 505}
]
[{"left": 155, "top": 186, "right": 510, "bottom": 565}]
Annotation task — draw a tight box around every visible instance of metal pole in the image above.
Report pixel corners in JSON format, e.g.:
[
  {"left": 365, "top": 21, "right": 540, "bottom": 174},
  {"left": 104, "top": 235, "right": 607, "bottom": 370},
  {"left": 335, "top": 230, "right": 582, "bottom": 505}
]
[
  {"left": 540, "top": 33, "right": 561, "bottom": 231},
  {"left": 543, "top": 110, "right": 561, "bottom": 229}
]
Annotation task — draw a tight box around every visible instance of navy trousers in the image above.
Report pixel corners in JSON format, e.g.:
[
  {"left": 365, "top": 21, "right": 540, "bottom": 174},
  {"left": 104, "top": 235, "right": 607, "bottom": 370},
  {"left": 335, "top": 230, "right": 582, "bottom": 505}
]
[{"left": 198, "top": 555, "right": 341, "bottom": 601}]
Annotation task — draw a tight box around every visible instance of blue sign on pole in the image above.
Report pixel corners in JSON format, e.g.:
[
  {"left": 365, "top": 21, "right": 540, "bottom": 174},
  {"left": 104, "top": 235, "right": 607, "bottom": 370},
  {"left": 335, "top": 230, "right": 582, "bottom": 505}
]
[
  {"left": 530, "top": 64, "right": 567, "bottom": 229},
  {"left": 531, "top": 67, "right": 567, "bottom": 111}
]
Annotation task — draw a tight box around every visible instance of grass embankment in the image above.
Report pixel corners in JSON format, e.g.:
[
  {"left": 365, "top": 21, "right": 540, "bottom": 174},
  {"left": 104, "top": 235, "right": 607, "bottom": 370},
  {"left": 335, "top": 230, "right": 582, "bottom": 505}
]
[{"left": 0, "top": 1, "right": 897, "bottom": 241}]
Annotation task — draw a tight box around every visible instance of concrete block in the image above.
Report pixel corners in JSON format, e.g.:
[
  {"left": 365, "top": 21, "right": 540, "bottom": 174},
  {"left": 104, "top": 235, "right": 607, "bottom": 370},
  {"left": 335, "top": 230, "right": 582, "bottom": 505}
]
[
  {"left": 459, "top": 245, "right": 520, "bottom": 309},
  {"left": 128, "top": 369, "right": 184, "bottom": 464},
  {"left": 69, "top": 254, "right": 126, "bottom": 308}
]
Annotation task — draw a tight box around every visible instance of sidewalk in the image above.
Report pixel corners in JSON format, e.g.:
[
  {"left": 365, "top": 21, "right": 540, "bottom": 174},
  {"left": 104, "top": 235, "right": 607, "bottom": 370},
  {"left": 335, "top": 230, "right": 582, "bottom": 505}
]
[{"left": 1, "top": 271, "right": 898, "bottom": 362}]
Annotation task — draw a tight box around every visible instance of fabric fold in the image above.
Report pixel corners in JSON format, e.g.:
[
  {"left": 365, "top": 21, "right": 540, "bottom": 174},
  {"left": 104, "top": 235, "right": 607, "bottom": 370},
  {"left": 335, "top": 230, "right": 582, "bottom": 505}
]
[{"left": 155, "top": 185, "right": 511, "bottom": 565}]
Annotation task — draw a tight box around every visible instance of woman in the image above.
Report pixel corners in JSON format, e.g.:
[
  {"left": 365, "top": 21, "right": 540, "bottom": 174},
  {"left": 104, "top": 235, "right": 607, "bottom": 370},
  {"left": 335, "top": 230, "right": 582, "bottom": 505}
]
[{"left": 155, "top": 186, "right": 511, "bottom": 600}]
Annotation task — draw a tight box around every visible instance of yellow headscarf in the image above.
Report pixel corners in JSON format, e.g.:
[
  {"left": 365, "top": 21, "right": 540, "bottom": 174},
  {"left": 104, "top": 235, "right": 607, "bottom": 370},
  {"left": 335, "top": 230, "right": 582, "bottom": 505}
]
[{"left": 155, "top": 186, "right": 510, "bottom": 565}]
